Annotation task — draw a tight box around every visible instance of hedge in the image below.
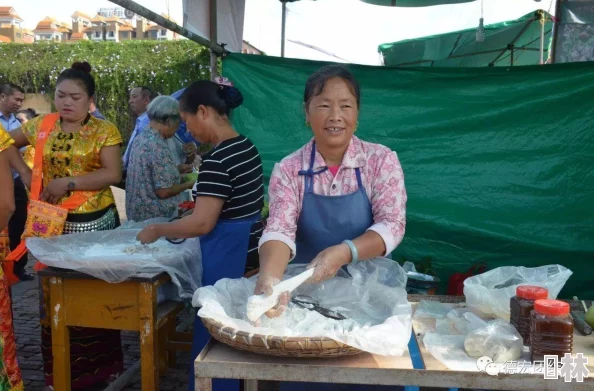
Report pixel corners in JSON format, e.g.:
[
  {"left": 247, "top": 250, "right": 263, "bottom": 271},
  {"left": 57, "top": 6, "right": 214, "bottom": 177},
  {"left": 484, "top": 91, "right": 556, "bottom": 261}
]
[{"left": 1, "top": 40, "right": 211, "bottom": 140}]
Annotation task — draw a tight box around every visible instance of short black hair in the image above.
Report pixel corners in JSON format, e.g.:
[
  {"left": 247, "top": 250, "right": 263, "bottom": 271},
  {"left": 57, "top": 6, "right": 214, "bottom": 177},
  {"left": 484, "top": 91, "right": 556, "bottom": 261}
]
[
  {"left": 135, "top": 86, "right": 154, "bottom": 100},
  {"left": 303, "top": 65, "right": 361, "bottom": 110},
  {"left": 56, "top": 61, "right": 96, "bottom": 97},
  {"left": 179, "top": 80, "right": 243, "bottom": 117},
  {"left": 0, "top": 83, "right": 25, "bottom": 96},
  {"left": 17, "top": 108, "right": 37, "bottom": 120}
]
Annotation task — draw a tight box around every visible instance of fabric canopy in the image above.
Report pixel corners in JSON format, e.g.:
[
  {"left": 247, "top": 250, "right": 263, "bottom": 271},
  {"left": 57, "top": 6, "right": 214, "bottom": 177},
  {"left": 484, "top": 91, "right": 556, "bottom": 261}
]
[
  {"left": 360, "top": 0, "right": 476, "bottom": 6},
  {"left": 222, "top": 53, "right": 594, "bottom": 298},
  {"left": 379, "top": 10, "right": 554, "bottom": 67}
]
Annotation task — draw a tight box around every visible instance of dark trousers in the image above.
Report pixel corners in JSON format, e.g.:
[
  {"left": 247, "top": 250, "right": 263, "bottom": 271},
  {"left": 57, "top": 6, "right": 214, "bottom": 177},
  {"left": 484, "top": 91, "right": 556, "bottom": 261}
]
[{"left": 8, "top": 176, "right": 28, "bottom": 276}]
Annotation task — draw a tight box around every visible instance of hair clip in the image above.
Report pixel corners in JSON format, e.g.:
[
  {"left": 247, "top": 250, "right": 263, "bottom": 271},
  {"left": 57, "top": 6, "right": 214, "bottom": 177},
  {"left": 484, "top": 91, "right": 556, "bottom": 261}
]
[{"left": 214, "top": 76, "right": 234, "bottom": 87}]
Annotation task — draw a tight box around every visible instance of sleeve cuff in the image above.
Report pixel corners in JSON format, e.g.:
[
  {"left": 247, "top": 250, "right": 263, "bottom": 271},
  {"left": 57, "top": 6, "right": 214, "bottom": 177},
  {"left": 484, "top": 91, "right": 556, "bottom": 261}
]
[
  {"left": 258, "top": 232, "right": 297, "bottom": 261},
  {"left": 367, "top": 223, "right": 399, "bottom": 257}
]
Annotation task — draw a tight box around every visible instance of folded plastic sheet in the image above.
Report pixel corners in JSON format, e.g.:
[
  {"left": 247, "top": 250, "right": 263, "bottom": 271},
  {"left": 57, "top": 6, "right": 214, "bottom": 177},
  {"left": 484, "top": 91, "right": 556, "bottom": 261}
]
[
  {"left": 193, "top": 258, "right": 412, "bottom": 356},
  {"left": 26, "top": 218, "right": 202, "bottom": 299},
  {"left": 463, "top": 265, "right": 572, "bottom": 320}
]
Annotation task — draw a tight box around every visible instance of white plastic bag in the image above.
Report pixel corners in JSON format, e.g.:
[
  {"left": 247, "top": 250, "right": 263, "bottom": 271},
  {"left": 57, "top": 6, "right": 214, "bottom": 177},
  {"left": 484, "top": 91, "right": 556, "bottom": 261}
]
[
  {"left": 26, "top": 218, "right": 202, "bottom": 299},
  {"left": 464, "top": 319, "right": 523, "bottom": 363},
  {"left": 193, "top": 258, "right": 412, "bottom": 356},
  {"left": 463, "top": 265, "right": 572, "bottom": 320}
]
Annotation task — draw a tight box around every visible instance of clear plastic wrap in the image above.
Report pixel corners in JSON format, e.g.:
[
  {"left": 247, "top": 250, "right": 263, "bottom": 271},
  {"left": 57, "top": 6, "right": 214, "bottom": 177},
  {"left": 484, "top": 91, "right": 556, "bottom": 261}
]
[
  {"left": 26, "top": 218, "right": 202, "bottom": 299},
  {"left": 463, "top": 265, "right": 572, "bottom": 320},
  {"left": 193, "top": 258, "right": 412, "bottom": 356},
  {"left": 464, "top": 319, "right": 523, "bottom": 363}
]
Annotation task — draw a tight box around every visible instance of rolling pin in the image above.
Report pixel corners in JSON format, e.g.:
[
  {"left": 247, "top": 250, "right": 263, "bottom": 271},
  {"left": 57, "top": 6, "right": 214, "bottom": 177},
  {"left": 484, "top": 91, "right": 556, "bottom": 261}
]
[{"left": 571, "top": 310, "right": 593, "bottom": 336}]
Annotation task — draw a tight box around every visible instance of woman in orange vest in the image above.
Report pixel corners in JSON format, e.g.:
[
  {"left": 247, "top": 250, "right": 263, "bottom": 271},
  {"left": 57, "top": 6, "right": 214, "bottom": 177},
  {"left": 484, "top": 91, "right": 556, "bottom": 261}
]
[{"left": 9, "top": 61, "right": 124, "bottom": 390}]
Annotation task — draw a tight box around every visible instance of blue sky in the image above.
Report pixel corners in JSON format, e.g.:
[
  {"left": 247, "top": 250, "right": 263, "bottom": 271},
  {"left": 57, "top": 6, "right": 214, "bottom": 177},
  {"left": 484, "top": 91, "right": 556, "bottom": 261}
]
[{"left": 14, "top": 0, "right": 554, "bottom": 65}]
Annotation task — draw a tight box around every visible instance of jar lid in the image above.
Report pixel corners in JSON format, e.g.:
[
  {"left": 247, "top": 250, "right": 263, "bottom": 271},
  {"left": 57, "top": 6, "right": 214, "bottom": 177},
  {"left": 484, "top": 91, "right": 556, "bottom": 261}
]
[
  {"left": 516, "top": 285, "right": 548, "bottom": 300},
  {"left": 534, "top": 299, "right": 570, "bottom": 316}
]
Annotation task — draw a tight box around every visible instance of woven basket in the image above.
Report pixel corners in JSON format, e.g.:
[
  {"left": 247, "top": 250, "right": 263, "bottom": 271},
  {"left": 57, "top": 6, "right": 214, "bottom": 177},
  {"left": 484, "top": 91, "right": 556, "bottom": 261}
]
[{"left": 202, "top": 317, "right": 363, "bottom": 358}]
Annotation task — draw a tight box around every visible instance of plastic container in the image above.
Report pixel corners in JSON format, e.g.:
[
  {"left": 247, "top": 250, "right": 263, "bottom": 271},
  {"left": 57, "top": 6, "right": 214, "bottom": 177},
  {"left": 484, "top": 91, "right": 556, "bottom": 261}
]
[
  {"left": 510, "top": 285, "right": 548, "bottom": 346},
  {"left": 530, "top": 299, "right": 573, "bottom": 362}
]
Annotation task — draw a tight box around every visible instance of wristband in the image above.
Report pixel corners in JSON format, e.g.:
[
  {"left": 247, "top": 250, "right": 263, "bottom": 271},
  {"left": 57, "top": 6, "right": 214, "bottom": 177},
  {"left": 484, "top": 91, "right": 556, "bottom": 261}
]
[{"left": 342, "top": 239, "right": 358, "bottom": 264}]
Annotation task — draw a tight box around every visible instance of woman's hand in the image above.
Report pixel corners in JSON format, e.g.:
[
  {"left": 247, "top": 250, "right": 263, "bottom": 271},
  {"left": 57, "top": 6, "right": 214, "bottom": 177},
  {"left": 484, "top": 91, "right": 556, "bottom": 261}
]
[
  {"left": 183, "top": 142, "right": 197, "bottom": 157},
  {"left": 307, "top": 244, "right": 352, "bottom": 283},
  {"left": 137, "top": 224, "right": 161, "bottom": 244},
  {"left": 178, "top": 164, "right": 193, "bottom": 174},
  {"left": 254, "top": 275, "right": 290, "bottom": 319},
  {"left": 40, "top": 177, "right": 69, "bottom": 204}
]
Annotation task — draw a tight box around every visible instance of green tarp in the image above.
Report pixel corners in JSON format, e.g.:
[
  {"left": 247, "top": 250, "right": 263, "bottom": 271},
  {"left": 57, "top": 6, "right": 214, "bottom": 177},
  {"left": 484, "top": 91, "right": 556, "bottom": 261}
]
[
  {"left": 379, "top": 11, "right": 554, "bottom": 67},
  {"left": 222, "top": 53, "right": 594, "bottom": 298}
]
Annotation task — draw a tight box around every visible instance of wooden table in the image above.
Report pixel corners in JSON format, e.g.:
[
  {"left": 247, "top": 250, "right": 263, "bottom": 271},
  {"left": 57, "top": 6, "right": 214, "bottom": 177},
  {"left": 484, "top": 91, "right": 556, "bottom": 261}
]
[
  {"left": 38, "top": 267, "right": 188, "bottom": 391},
  {"left": 194, "top": 295, "right": 594, "bottom": 391}
]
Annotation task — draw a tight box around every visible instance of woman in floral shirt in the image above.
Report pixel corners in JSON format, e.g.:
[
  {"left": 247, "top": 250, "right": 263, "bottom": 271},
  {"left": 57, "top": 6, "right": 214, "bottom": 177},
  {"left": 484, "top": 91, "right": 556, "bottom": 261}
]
[
  {"left": 255, "top": 65, "right": 408, "bottom": 311},
  {"left": 125, "top": 96, "right": 195, "bottom": 222}
]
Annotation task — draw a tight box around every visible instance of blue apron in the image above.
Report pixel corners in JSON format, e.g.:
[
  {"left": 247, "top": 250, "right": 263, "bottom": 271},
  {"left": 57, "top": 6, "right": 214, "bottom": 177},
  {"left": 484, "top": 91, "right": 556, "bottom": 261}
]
[
  {"left": 282, "top": 142, "right": 398, "bottom": 391},
  {"left": 188, "top": 214, "right": 259, "bottom": 391}
]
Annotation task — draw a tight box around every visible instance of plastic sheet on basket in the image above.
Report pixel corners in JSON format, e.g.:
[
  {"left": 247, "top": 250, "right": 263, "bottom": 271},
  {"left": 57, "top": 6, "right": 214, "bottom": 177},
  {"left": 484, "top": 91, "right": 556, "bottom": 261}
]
[
  {"left": 26, "top": 217, "right": 202, "bottom": 300},
  {"left": 193, "top": 257, "right": 412, "bottom": 356},
  {"left": 463, "top": 264, "right": 572, "bottom": 321}
]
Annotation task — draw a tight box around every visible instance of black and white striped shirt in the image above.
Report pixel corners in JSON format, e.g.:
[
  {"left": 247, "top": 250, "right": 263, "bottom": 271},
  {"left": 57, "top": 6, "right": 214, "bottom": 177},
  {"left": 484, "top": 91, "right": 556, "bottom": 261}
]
[{"left": 195, "top": 135, "right": 264, "bottom": 221}]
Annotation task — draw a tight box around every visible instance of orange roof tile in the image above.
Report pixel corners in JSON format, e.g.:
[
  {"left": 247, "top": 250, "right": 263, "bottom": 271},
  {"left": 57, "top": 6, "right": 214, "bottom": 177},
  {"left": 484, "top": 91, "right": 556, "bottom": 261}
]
[
  {"left": 91, "top": 15, "right": 106, "bottom": 23},
  {"left": 119, "top": 25, "right": 133, "bottom": 32},
  {"left": 0, "top": 34, "right": 11, "bottom": 43},
  {"left": 58, "top": 27, "right": 70, "bottom": 33},
  {"left": 69, "top": 32, "right": 88, "bottom": 41},
  {"left": 71, "top": 11, "right": 92, "bottom": 20},
  {"left": 0, "top": 7, "right": 23, "bottom": 21}
]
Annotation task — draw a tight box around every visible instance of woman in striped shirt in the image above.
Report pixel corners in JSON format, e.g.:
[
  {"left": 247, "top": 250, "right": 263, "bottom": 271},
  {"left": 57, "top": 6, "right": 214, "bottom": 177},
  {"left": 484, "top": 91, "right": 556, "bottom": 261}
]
[{"left": 136, "top": 77, "right": 264, "bottom": 391}]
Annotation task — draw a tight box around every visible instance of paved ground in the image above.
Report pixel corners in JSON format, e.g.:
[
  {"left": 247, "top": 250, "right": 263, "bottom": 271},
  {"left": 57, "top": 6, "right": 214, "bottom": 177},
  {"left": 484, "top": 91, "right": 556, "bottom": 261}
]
[
  {"left": 10, "top": 187, "right": 193, "bottom": 390},
  {"left": 11, "top": 271, "right": 193, "bottom": 391}
]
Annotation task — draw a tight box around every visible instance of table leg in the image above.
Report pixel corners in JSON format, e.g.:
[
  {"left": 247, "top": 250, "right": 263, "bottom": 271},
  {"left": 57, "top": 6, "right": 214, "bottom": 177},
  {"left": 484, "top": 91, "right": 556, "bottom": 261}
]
[
  {"left": 195, "top": 377, "right": 213, "bottom": 391},
  {"left": 139, "top": 282, "right": 159, "bottom": 391},
  {"left": 244, "top": 379, "right": 258, "bottom": 391},
  {"left": 167, "top": 317, "right": 177, "bottom": 367},
  {"left": 49, "top": 277, "right": 71, "bottom": 391}
]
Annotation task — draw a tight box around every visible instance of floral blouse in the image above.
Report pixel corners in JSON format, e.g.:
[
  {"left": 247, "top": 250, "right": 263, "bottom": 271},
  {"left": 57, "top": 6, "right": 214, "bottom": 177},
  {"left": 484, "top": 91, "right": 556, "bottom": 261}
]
[
  {"left": 21, "top": 115, "right": 123, "bottom": 214},
  {"left": 0, "top": 127, "right": 13, "bottom": 153},
  {"left": 260, "top": 136, "right": 407, "bottom": 258},
  {"left": 125, "top": 127, "right": 181, "bottom": 222}
]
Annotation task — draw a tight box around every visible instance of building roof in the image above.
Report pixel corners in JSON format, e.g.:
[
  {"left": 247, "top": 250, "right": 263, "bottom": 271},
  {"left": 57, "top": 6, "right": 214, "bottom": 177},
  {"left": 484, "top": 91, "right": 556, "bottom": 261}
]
[
  {"left": 91, "top": 15, "right": 106, "bottom": 23},
  {"left": 119, "top": 25, "right": 133, "bottom": 32},
  {"left": 69, "top": 32, "right": 88, "bottom": 41},
  {"left": 0, "top": 34, "right": 11, "bottom": 43},
  {"left": 34, "top": 17, "right": 59, "bottom": 32},
  {"left": 0, "top": 7, "right": 23, "bottom": 22},
  {"left": 71, "top": 11, "right": 93, "bottom": 21},
  {"left": 105, "top": 16, "right": 125, "bottom": 24}
]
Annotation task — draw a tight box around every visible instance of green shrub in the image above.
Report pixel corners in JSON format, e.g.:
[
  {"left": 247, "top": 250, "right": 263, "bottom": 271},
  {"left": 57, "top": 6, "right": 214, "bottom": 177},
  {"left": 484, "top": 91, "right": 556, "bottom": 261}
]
[{"left": 0, "top": 40, "right": 210, "bottom": 140}]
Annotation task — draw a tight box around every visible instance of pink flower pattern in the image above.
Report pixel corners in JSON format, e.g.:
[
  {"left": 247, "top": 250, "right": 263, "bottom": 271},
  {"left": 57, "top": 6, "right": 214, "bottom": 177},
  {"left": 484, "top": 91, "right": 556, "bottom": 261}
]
[{"left": 260, "top": 136, "right": 407, "bottom": 255}]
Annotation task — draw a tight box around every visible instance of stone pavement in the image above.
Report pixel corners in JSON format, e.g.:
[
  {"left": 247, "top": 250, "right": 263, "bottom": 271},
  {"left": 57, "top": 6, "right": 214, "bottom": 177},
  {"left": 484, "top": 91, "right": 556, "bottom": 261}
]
[{"left": 11, "top": 273, "right": 193, "bottom": 391}]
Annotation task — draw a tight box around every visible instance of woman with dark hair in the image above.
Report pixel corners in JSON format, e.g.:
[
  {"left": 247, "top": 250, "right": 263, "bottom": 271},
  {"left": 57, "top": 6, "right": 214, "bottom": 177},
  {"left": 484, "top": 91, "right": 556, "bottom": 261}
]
[
  {"left": 136, "top": 76, "right": 265, "bottom": 391},
  {"left": 9, "top": 61, "right": 124, "bottom": 390},
  {"left": 255, "top": 64, "right": 407, "bottom": 314}
]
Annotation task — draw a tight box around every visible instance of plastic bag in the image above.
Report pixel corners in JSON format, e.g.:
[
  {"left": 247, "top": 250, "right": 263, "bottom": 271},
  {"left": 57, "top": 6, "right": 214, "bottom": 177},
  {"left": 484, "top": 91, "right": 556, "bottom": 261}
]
[
  {"left": 463, "top": 265, "right": 572, "bottom": 320},
  {"left": 26, "top": 218, "right": 202, "bottom": 299},
  {"left": 464, "top": 319, "right": 523, "bottom": 363},
  {"left": 193, "top": 258, "right": 412, "bottom": 356}
]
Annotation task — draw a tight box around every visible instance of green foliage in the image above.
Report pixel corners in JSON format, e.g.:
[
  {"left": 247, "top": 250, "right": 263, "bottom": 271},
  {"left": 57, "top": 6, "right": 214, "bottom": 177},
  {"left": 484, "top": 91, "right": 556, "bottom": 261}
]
[{"left": 0, "top": 40, "right": 210, "bottom": 140}]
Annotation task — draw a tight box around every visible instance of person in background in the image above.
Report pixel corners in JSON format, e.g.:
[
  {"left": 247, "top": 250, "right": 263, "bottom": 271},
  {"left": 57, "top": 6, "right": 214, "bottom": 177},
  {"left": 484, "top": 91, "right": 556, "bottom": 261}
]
[
  {"left": 90, "top": 94, "right": 106, "bottom": 120},
  {"left": 16, "top": 108, "right": 37, "bottom": 124},
  {"left": 0, "top": 84, "right": 32, "bottom": 282},
  {"left": 134, "top": 78, "right": 265, "bottom": 391},
  {"left": 122, "top": 86, "right": 153, "bottom": 176},
  {"left": 125, "top": 95, "right": 195, "bottom": 222},
  {"left": 10, "top": 61, "right": 124, "bottom": 390},
  {"left": 0, "top": 126, "right": 23, "bottom": 391}
]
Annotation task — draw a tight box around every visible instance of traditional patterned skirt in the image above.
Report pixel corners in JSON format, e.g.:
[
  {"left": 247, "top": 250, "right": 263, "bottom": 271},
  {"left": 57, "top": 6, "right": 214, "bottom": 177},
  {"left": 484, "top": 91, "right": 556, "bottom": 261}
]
[
  {"left": 0, "top": 266, "right": 23, "bottom": 391},
  {"left": 40, "top": 205, "right": 124, "bottom": 389}
]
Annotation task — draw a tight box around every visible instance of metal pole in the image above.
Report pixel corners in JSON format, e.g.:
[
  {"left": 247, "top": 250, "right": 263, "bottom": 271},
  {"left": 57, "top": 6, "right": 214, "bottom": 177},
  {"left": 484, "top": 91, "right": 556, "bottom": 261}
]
[
  {"left": 281, "top": 1, "right": 287, "bottom": 57},
  {"left": 210, "top": 0, "right": 218, "bottom": 79},
  {"left": 107, "top": 0, "right": 224, "bottom": 54},
  {"left": 540, "top": 18, "right": 545, "bottom": 64}
]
